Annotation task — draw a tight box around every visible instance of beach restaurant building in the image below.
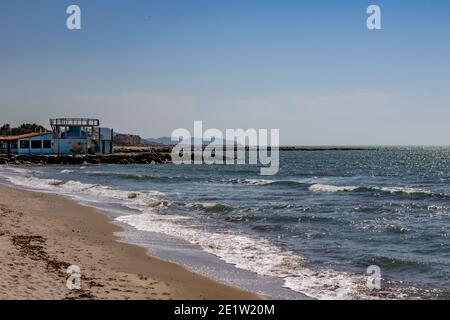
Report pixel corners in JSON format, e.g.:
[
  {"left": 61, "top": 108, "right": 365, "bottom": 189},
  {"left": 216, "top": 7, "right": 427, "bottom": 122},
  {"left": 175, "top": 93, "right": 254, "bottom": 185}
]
[
  {"left": 0, "top": 118, "right": 113, "bottom": 155},
  {"left": 0, "top": 132, "right": 54, "bottom": 155}
]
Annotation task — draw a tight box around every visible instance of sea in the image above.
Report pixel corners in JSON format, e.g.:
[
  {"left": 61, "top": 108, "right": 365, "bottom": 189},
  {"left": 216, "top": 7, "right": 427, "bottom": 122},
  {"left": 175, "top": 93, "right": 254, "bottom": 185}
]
[{"left": 0, "top": 147, "right": 449, "bottom": 300}]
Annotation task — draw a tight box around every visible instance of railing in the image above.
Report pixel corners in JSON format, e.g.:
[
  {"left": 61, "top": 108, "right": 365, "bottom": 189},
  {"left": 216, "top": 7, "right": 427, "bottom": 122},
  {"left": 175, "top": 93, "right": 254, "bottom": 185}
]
[{"left": 50, "top": 118, "right": 100, "bottom": 127}]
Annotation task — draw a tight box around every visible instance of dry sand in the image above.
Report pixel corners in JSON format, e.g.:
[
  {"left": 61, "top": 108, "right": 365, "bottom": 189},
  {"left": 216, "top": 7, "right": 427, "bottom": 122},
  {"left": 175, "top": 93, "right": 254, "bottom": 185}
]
[{"left": 0, "top": 184, "right": 261, "bottom": 300}]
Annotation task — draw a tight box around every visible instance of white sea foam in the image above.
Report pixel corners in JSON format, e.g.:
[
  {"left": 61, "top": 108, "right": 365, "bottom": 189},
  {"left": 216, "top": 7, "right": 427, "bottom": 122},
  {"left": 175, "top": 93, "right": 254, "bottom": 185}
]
[
  {"left": 221, "top": 178, "right": 275, "bottom": 186},
  {"left": 0, "top": 166, "right": 368, "bottom": 299},
  {"left": 308, "top": 183, "right": 440, "bottom": 198},
  {"left": 60, "top": 169, "right": 74, "bottom": 173},
  {"left": 116, "top": 210, "right": 367, "bottom": 300},
  {"left": 380, "top": 186, "right": 431, "bottom": 195},
  {"left": 0, "top": 167, "right": 167, "bottom": 210},
  {"left": 185, "top": 202, "right": 220, "bottom": 209},
  {"left": 240, "top": 179, "right": 274, "bottom": 185},
  {"left": 0, "top": 168, "right": 64, "bottom": 190},
  {"left": 227, "top": 178, "right": 319, "bottom": 186},
  {"left": 309, "top": 184, "right": 359, "bottom": 193}
]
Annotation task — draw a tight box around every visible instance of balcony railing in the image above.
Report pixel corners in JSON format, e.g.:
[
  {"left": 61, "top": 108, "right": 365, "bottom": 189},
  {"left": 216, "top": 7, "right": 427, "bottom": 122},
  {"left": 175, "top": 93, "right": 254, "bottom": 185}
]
[{"left": 50, "top": 118, "right": 100, "bottom": 127}]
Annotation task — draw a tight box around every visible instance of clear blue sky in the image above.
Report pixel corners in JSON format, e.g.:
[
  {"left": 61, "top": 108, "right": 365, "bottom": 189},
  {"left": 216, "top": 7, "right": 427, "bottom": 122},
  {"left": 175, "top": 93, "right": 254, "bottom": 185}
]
[{"left": 1, "top": 0, "right": 450, "bottom": 145}]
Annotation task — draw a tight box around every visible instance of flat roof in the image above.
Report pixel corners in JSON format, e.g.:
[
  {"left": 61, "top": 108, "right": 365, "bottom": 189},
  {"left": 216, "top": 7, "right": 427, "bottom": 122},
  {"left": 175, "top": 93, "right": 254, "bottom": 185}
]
[{"left": 0, "top": 132, "right": 52, "bottom": 141}]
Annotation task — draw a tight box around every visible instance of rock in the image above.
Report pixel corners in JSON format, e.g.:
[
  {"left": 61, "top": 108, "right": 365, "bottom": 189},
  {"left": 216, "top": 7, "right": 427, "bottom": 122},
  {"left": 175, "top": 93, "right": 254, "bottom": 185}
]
[{"left": 0, "top": 150, "right": 172, "bottom": 165}]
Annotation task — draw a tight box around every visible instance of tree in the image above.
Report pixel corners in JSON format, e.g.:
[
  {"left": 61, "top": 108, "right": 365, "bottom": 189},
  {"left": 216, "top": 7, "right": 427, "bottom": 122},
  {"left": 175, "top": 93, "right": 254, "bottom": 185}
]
[
  {"left": 0, "top": 124, "right": 11, "bottom": 136},
  {"left": 0, "top": 123, "right": 49, "bottom": 136}
]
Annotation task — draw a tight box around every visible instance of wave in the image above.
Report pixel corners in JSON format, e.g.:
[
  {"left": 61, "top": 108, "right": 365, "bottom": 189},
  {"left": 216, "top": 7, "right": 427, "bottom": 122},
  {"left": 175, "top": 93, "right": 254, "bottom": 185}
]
[
  {"left": 0, "top": 167, "right": 65, "bottom": 190},
  {"left": 0, "top": 167, "right": 169, "bottom": 209},
  {"left": 355, "top": 220, "right": 411, "bottom": 234},
  {"left": 225, "top": 178, "right": 310, "bottom": 188},
  {"left": 225, "top": 213, "right": 336, "bottom": 224},
  {"left": 116, "top": 210, "right": 368, "bottom": 300},
  {"left": 224, "top": 178, "right": 275, "bottom": 185},
  {"left": 83, "top": 172, "right": 312, "bottom": 189},
  {"left": 309, "top": 184, "right": 359, "bottom": 193},
  {"left": 185, "top": 202, "right": 234, "bottom": 213},
  {"left": 0, "top": 166, "right": 426, "bottom": 299},
  {"left": 308, "top": 183, "right": 450, "bottom": 199},
  {"left": 357, "top": 255, "right": 430, "bottom": 271},
  {"left": 85, "top": 170, "right": 200, "bottom": 184}
]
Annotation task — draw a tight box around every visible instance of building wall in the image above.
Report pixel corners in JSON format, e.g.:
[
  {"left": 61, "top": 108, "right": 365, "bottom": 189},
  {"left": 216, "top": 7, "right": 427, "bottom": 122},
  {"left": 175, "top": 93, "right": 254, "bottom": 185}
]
[
  {"left": 0, "top": 141, "right": 17, "bottom": 154},
  {"left": 6, "top": 135, "right": 90, "bottom": 155},
  {"left": 61, "top": 127, "right": 88, "bottom": 139},
  {"left": 53, "top": 139, "right": 88, "bottom": 155},
  {"left": 97, "top": 127, "right": 114, "bottom": 154},
  {"left": 18, "top": 134, "right": 54, "bottom": 155},
  {"left": 100, "top": 140, "right": 113, "bottom": 154}
]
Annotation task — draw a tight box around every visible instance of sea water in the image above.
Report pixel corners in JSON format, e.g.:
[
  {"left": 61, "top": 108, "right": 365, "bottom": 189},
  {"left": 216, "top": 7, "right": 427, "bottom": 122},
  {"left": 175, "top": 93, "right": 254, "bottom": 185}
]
[{"left": 1, "top": 147, "right": 449, "bottom": 299}]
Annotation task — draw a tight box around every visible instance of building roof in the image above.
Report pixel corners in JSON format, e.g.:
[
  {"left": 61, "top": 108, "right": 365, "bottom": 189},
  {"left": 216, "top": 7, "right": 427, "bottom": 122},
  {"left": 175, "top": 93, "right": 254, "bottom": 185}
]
[{"left": 0, "top": 132, "right": 52, "bottom": 141}]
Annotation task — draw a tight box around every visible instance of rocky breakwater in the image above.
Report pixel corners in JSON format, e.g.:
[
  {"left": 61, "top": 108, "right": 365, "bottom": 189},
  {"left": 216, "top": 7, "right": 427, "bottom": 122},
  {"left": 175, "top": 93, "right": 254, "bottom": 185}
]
[{"left": 0, "top": 152, "right": 172, "bottom": 165}]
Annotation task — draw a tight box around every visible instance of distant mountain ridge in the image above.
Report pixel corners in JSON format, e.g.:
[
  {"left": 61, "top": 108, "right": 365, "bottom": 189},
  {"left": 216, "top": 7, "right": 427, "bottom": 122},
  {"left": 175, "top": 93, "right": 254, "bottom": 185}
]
[
  {"left": 142, "top": 137, "right": 173, "bottom": 145},
  {"left": 142, "top": 137, "right": 242, "bottom": 146}
]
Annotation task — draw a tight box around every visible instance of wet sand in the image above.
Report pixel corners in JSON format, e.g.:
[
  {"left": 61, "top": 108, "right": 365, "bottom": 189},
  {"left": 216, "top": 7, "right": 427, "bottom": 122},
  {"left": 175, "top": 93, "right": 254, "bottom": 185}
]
[{"left": 0, "top": 184, "right": 262, "bottom": 300}]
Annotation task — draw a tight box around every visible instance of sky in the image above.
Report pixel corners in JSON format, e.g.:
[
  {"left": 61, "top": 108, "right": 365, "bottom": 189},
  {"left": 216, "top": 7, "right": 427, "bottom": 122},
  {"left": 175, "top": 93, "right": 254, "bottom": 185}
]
[{"left": 1, "top": 0, "right": 450, "bottom": 145}]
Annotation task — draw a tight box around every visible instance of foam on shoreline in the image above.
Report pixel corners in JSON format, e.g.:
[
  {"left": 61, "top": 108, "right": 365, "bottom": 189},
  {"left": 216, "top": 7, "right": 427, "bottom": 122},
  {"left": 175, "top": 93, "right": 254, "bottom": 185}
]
[
  {"left": 0, "top": 165, "right": 427, "bottom": 300},
  {"left": 0, "top": 166, "right": 369, "bottom": 299}
]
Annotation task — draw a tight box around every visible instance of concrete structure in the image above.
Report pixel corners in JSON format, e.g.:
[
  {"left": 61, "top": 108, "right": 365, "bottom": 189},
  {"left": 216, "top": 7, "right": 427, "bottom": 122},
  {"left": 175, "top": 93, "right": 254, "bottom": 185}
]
[
  {"left": 50, "top": 118, "right": 96, "bottom": 154},
  {"left": 50, "top": 118, "right": 113, "bottom": 155},
  {"left": 95, "top": 127, "right": 114, "bottom": 155}
]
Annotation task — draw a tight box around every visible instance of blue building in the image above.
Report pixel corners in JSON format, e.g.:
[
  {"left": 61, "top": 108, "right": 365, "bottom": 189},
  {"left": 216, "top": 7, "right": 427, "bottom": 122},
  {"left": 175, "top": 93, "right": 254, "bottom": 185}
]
[
  {"left": 0, "top": 118, "right": 113, "bottom": 155},
  {"left": 0, "top": 132, "right": 54, "bottom": 155},
  {"left": 50, "top": 118, "right": 92, "bottom": 154}
]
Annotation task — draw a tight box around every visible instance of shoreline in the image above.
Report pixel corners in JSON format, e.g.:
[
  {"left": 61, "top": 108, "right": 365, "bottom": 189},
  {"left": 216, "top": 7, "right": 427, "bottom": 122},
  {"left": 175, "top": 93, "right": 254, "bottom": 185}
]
[{"left": 0, "top": 183, "right": 262, "bottom": 300}]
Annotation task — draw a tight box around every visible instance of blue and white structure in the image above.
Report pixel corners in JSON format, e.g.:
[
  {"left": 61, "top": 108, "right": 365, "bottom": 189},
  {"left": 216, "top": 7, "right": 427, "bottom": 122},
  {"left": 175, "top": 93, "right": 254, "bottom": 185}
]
[{"left": 0, "top": 118, "right": 113, "bottom": 155}]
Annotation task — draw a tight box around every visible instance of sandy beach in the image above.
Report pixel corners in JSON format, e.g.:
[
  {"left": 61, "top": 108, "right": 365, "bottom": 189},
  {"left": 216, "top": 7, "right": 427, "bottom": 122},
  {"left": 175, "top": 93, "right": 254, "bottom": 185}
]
[{"left": 0, "top": 184, "right": 261, "bottom": 300}]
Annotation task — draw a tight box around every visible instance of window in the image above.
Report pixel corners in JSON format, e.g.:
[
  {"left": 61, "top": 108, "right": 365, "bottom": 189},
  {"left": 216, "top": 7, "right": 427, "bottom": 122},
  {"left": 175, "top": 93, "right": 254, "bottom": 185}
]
[
  {"left": 43, "top": 140, "right": 52, "bottom": 149},
  {"left": 20, "top": 140, "right": 30, "bottom": 149},
  {"left": 31, "top": 140, "right": 42, "bottom": 149}
]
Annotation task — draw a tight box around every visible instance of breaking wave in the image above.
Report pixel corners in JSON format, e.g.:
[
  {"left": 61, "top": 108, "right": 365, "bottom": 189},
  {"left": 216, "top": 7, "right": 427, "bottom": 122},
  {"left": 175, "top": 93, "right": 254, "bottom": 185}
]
[
  {"left": 224, "top": 178, "right": 311, "bottom": 188},
  {"left": 0, "top": 166, "right": 369, "bottom": 299},
  {"left": 185, "top": 202, "right": 234, "bottom": 213},
  {"left": 116, "top": 210, "right": 368, "bottom": 300},
  {"left": 86, "top": 170, "right": 195, "bottom": 183},
  {"left": 0, "top": 166, "right": 433, "bottom": 299},
  {"left": 0, "top": 167, "right": 169, "bottom": 209},
  {"left": 309, "top": 184, "right": 359, "bottom": 193},
  {"left": 308, "top": 183, "right": 450, "bottom": 199}
]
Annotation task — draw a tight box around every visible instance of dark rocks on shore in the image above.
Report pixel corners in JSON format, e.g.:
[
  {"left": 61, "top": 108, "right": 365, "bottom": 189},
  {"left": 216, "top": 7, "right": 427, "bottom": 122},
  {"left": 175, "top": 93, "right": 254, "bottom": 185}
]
[{"left": 0, "top": 152, "right": 172, "bottom": 166}]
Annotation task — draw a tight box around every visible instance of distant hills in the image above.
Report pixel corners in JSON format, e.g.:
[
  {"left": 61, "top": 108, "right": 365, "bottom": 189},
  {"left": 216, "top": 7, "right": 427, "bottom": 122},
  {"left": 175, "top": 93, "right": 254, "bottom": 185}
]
[
  {"left": 142, "top": 137, "right": 174, "bottom": 146},
  {"left": 142, "top": 137, "right": 241, "bottom": 146}
]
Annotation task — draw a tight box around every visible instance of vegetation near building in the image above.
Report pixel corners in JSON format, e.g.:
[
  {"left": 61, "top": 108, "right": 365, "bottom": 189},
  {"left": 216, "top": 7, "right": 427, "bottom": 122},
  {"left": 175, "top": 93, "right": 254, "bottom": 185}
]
[{"left": 0, "top": 123, "right": 48, "bottom": 136}]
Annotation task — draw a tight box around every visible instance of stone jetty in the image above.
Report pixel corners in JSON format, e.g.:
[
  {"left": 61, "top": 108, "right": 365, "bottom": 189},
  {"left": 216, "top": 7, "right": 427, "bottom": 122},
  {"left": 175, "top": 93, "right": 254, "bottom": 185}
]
[
  {"left": 0, "top": 152, "right": 171, "bottom": 165},
  {"left": 0, "top": 146, "right": 377, "bottom": 166}
]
